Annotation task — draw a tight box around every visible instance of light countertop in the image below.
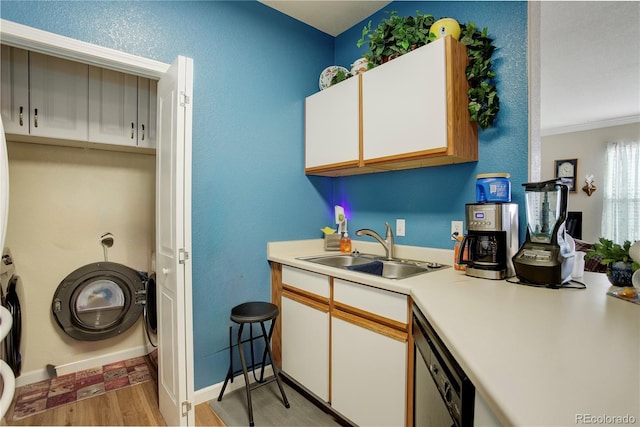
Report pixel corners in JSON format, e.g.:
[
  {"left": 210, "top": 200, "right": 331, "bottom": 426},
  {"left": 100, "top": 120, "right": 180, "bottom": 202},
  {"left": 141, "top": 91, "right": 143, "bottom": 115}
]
[{"left": 267, "top": 239, "right": 640, "bottom": 426}]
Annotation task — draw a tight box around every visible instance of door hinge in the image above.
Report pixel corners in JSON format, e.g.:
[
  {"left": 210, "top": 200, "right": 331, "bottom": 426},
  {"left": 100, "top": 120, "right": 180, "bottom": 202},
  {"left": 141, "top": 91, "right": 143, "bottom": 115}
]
[
  {"left": 180, "top": 92, "right": 190, "bottom": 106},
  {"left": 179, "top": 248, "right": 189, "bottom": 264},
  {"left": 181, "top": 401, "right": 192, "bottom": 416}
]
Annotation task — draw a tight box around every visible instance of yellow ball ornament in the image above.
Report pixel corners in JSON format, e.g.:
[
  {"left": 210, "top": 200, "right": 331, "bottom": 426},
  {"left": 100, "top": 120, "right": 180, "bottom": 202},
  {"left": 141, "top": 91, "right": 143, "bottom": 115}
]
[{"left": 431, "top": 18, "right": 461, "bottom": 40}]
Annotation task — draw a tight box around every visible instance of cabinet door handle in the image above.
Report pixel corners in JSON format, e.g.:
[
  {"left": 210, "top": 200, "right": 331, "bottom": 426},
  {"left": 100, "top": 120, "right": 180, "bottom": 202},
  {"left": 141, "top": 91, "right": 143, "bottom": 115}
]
[
  {"left": 19, "top": 106, "right": 24, "bottom": 126},
  {"left": 140, "top": 124, "right": 145, "bottom": 141},
  {"left": 131, "top": 122, "right": 135, "bottom": 139},
  {"left": 34, "top": 108, "right": 38, "bottom": 128}
]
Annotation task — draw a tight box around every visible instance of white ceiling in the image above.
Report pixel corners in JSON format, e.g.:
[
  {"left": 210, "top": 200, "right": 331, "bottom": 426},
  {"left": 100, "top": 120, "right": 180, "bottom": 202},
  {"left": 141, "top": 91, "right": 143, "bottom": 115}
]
[
  {"left": 260, "top": 1, "right": 392, "bottom": 37},
  {"left": 260, "top": 1, "right": 640, "bottom": 135},
  {"left": 540, "top": 1, "right": 639, "bottom": 135}
]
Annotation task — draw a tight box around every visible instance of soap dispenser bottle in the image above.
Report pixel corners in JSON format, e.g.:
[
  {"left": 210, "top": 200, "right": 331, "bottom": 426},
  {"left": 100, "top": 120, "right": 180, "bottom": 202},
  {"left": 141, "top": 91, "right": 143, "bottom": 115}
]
[
  {"left": 340, "top": 231, "right": 352, "bottom": 253},
  {"left": 339, "top": 220, "right": 352, "bottom": 253}
]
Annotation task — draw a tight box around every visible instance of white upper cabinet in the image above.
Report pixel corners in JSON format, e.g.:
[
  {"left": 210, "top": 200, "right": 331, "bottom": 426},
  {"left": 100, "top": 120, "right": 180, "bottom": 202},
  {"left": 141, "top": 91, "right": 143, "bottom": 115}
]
[
  {"left": 137, "top": 77, "right": 157, "bottom": 149},
  {"left": 88, "top": 66, "right": 138, "bottom": 146},
  {"left": 362, "top": 37, "right": 448, "bottom": 160},
  {"left": 305, "top": 36, "right": 477, "bottom": 176},
  {"left": 305, "top": 76, "right": 360, "bottom": 174},
  {"left": 88, "top": 68, "right": 157, "bottom": 149},
  {"left": 29, "top": 51, "right": 89, "bottom": 141},
  {"left": 1, "top": 44, "right": 156, "bottom": 151},
  {"left": 2, "top": 47, "right": 90, "bottom": 141},
  {"left": 0, "top": 45, "right": 29, "bottom": 135}
]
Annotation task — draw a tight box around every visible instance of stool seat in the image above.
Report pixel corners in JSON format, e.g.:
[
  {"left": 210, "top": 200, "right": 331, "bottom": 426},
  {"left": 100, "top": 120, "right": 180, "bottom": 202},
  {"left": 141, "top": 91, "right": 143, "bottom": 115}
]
[{"left": 231, "top": 302, "right": 279, "bottom": 324}]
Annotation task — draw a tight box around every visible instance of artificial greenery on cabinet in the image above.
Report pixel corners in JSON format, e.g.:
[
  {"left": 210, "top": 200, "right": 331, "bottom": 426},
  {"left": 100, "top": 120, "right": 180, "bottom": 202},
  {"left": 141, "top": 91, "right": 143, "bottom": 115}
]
[{"left": 356, "top": 11, "right": 500, "bottom": 130}]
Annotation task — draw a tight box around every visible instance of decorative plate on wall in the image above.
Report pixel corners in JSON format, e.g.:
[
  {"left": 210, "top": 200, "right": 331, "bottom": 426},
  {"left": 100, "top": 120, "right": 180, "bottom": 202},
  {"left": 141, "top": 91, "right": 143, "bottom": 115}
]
[{"left": 319, "top": 66, "right": 348, "bottom": 90}]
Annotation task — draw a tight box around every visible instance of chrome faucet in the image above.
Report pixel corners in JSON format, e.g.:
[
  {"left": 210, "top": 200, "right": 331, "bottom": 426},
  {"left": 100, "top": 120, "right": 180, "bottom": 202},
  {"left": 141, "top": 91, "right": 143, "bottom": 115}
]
[{"left": 356, "top": 222, "right": 395, "bottom": 260}]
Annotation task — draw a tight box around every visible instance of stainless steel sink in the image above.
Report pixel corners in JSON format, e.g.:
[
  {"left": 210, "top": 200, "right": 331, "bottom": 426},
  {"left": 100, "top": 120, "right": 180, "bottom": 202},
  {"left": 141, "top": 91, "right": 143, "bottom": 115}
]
[
  {"left": 298, "top": 253, "right": 448, "bottom": 280},
  {"left": 300, "top": 253, "right": 378, "bottom": 268}
]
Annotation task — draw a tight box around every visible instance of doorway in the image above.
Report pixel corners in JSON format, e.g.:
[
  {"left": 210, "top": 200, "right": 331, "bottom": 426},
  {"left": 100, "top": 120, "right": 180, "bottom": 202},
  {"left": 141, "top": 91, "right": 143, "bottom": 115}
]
[{"left": 0, "top": 19, "right": 194, "bottom": 426}]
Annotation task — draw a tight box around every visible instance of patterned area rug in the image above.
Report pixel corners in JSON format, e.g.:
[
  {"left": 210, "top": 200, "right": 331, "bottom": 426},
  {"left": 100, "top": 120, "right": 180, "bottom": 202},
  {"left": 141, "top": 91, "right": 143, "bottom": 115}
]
[{"left": 9, "top": 355, "right": 153, "bottom": 421}]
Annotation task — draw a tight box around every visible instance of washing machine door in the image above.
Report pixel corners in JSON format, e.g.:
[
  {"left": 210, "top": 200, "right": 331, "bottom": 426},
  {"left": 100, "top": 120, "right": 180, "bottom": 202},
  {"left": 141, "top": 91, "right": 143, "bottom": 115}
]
[{"left": 52, "top": 262, "right": 146, "bottom": 341}]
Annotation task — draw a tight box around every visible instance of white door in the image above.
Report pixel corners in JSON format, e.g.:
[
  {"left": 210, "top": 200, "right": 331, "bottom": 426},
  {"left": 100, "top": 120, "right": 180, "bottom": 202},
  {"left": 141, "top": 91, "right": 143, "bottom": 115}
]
[
  {"left": 0, "top": 118, "right": 9, "bottom": 250},
  {"left": 156, "top": 55, "right": 194, "bottom": 427}
]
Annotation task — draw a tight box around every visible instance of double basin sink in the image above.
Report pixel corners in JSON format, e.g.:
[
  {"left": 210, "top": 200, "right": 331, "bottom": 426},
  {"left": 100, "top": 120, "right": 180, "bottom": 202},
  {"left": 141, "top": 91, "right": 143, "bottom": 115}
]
[{"left": 298, "top": 253, "right": 448, "bottom": 280}]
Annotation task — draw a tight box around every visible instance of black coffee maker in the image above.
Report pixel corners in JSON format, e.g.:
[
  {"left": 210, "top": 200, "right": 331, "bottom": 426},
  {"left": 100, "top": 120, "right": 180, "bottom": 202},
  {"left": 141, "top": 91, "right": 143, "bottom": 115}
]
[
  {"left": 458, "top": 203, "right": 519, "bottom": 279},
  {"left": 512, "top": 179, "right": 575, "bottom": 286}
]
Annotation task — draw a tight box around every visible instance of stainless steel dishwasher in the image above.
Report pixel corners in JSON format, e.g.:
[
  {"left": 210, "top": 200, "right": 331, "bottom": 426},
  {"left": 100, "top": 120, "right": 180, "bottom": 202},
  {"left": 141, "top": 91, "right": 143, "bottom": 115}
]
[{"left": 413, "top": 304, "right": 474, "bottom": 426}]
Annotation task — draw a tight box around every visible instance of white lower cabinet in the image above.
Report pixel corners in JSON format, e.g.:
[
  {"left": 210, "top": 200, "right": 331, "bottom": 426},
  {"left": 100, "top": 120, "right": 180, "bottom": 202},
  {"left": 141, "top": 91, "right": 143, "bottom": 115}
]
[
  {"left": 281, "top": 294, "right": 330, "bottom": 401},
  {"left": 275, "top": 265, "right": 409, "bottom": 426},
  {"left": 280, "top": 266, "right": 331, "bottom": 401},
  {"left": 331, "top": 315, "right": 407, "bottom": 426}
]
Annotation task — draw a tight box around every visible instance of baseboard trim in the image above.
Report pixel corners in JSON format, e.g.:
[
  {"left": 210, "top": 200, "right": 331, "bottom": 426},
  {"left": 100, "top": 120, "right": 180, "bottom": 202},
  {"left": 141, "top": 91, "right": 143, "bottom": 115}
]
[
  {"left": 193, "top": 365, "right": 274, "bottom": 405},
  {"left": 15, "top": 345, "right": 149, "bottom": 387}
]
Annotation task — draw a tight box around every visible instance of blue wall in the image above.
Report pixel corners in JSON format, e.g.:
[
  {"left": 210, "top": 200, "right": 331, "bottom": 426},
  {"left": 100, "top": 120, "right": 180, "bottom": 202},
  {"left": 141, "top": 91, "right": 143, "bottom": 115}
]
[{"left": 1, "top": 0, "right": 528, "bottom": 390}]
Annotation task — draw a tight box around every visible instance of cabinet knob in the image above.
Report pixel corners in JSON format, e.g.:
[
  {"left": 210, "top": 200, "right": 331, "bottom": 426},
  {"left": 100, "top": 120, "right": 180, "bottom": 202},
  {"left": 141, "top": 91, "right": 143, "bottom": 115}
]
[
  {"left": 141, "top": 124, "right": 145, "bottom": 141},
  {"left": 19, "top": 106, "right": 24, "bottom": 126},
  {"left": 131, "top": 122, "right": 135, "bottom": 139},
  {"left": 34, "top": 108, "right": 38, "bottom": 128}
]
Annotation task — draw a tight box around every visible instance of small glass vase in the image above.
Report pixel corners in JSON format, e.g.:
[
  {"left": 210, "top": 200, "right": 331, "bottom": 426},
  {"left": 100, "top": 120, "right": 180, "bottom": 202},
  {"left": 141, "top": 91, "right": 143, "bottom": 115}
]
[{"left": 606, "top": 261, "right": 634, "bottom": 287}]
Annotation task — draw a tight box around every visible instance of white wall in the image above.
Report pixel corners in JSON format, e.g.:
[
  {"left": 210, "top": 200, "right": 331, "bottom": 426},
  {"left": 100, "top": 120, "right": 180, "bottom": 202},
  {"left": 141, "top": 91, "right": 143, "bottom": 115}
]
[
  {"left": 541, "top": 122, "right": 640, "bottom": 243},
  {"left": 4, "top": 140, "right": 155, "bottom": 377}
]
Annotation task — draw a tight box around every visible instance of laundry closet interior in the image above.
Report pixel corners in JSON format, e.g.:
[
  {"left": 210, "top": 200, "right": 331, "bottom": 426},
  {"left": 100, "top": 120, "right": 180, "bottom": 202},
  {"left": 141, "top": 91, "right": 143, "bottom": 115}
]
[{"left": 2, "top": 32, "right": 162, "bottom": 385}]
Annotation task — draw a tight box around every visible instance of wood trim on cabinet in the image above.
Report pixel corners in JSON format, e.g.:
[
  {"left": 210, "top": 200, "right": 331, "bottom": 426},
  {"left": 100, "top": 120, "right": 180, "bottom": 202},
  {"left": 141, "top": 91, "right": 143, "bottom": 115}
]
[
  {"left": 445, "top": 35, "right": 478, "bottom": 161},
  {"left": 304, "top": 160, "right": 361, "bottom": 176},
  {"left": 333, "top": 300, "right": 408, "bottom": 333},
  {"left": 358, "top": 74, "right": 364, "bottom": 168},
  {"left": 282, "top": 287, "right": 329, "bottom": 312},
  {"left": 270, "top": 262, "right": 283, "bottom": 366},
  {"left": 363, "top": 146, "right": 450, "bottom": 166},
  {"left": 329, "top": 277, "right": 334, "bottom": 405},
  {"left": 332, "top": 308, "right": 408, "bottom": 343}
]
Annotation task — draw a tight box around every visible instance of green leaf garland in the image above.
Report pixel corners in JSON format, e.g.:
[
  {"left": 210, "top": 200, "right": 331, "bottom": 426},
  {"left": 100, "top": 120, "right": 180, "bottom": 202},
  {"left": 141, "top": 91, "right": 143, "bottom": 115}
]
[{"left": 357, "top": 11, "right": 500, "bottom": 130}]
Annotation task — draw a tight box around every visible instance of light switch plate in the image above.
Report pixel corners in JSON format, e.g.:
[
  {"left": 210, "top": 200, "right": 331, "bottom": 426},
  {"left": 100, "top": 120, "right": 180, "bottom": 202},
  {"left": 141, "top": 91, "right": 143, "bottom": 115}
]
[
  {"left": 451, "top": 221, "right": 463, "bottom": 240},
  {"left": 396, "top": 219, "right": 406, "bottom": 237}
]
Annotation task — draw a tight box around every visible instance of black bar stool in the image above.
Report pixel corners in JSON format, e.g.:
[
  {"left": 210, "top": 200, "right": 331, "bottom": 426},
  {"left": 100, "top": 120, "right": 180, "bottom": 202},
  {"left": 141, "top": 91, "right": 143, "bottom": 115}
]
[{"left": 217, "top": 301, "right": 290, "bottom": 426}]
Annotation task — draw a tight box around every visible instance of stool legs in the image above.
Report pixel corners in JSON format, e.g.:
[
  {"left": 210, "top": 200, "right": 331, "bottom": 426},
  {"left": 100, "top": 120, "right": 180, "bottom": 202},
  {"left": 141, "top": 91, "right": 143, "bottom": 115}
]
[
  {"left": 259, "top": 320, "right": 290, "bottom": 409},
  {"left": 233, "top": 320, "right": 290, "bottom": 426},
  {"left": 236, "top": 324, "right": 256, "bottom": 426},
  {"left": 216, "top": 326, "right": 234, "bottom": 401}
]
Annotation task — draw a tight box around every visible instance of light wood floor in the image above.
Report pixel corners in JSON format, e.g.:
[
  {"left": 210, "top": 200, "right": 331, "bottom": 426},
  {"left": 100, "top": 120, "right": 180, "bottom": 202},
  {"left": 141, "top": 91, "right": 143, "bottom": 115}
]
[{"left": 6, "top": 380, "right": 225, "bottom": 426}]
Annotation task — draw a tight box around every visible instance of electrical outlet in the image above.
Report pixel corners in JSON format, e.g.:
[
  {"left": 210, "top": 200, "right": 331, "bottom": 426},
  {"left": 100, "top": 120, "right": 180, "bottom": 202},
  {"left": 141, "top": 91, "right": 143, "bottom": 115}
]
[
  {"left": 451, "top": 221, "right": 463, "bottom": 240},
  {"left": 396, "top": 219, "right": 406, "bottom": 237}
]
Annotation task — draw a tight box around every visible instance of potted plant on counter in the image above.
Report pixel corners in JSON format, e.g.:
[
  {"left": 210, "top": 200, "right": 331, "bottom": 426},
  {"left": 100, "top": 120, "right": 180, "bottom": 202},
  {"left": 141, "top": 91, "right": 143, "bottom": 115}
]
[{"left": 585, "top": 238, "right": 639, "bottom": 287}]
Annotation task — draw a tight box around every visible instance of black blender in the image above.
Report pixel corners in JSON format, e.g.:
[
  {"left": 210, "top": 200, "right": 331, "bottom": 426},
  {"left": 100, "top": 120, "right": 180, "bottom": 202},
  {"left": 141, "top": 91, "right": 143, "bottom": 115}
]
[{"left": 513, "top": 179, "right": 575, "bottom": 286}]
